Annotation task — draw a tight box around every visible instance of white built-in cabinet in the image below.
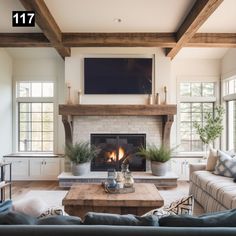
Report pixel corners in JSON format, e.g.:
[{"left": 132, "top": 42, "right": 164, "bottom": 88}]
[
  {"left": 170, "top": 157, "right": 205, "bottom": 180},
  {"left": 4, "top": 156, "right": 64, "bottom": 180}
]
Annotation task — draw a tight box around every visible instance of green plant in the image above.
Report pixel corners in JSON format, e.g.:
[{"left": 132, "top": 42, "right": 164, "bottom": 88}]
[
  {"left": 137, "top": 145, "right": 172, "bottom": 163},
  {"left": 65, "top": 142, "right": 98, "bottom": 164},
  {"left": 193, "top": 106, "right": 225, "bottom": 145}
]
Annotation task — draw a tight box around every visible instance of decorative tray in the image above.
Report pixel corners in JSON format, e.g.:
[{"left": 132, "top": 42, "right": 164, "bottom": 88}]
[{"left": 102, "top": 182, "right": 135, "bottom": 194}]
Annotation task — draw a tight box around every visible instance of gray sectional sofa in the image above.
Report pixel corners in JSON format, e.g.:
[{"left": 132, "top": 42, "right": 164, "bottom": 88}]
[{"left": 189, "top": 163, "right": 236, "bottom": 212}]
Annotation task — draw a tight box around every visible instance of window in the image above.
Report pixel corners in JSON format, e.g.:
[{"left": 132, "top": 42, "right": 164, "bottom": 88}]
[
  {"left": 179, "top": 82, "right": 216, "bottom": 152},
  {"left": 227, "top": 101, "right": 236, "bottom": 150},
  {"left": 16, "top": 82, "right": 54, "bottom": 152},
  {"left": 224, "top": 77, "right": 236, "bottom": 95}
]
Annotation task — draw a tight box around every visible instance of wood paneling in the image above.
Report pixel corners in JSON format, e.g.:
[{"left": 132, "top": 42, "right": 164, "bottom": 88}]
[
  {"left": 19, "top": 0, "right": 70, "bottom": 59},
  {"left": 166, "top": 0, "right": 224, "bottom": 59}
]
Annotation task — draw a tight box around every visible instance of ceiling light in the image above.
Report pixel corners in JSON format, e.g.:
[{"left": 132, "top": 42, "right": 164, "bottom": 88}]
[{"left": 113, "top": 18, "right": 122, "bottom": 23}]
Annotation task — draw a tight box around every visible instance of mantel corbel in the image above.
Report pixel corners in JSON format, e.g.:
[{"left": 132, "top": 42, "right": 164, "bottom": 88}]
[
  {"left": 62, "top": 115, "right": 73, "bottom": 145},
  {"left": 162, "top": 115, "right": 174, "bottom": 148}
]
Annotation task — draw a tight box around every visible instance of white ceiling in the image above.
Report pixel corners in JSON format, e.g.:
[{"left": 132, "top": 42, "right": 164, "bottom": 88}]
[
  {"left": 0, "top": 0, "right": 41, "bottom": 33},
  {"left": 198, "top": 0, "right": 236, "bottom": 33},
  {"left": 44, "top": 0, "right": 196, "bottom": 32}
]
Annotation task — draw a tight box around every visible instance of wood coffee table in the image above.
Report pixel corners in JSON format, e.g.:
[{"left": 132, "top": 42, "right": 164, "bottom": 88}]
[{"left": 62, "top": 183, "right": 164, "bottom": 218}]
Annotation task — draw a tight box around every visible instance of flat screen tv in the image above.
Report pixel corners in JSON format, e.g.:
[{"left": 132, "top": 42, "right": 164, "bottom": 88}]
[{"left": 84, "top": 58, "right": 152, "bottom": 94}]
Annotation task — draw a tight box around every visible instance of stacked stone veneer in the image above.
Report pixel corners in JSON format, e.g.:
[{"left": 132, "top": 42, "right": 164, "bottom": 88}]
[{"left": 73, "top": 116, "right": 162, "bottom": 146}]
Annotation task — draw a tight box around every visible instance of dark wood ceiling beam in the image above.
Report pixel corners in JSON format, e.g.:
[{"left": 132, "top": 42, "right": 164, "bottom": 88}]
[
  {"left": 166, "top": 0, "right": 224, "bottom": 59},
  {"left": 19, "top": 0, "right": 70, "bottom": 58},
  {"left": 0, "top": 33, "right": 50, "bottom": 47},
  {"left": 62, "top": 33, "right": 176, "bottom": 47}
]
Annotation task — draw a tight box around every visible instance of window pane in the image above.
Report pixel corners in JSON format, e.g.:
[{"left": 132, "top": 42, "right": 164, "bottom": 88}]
[
  {"left": 32, "top": 103, "right": 41, "bottom": 112},
  {"left": 43, "top": 103, "right": 53, "bottom": 112},
  {"left": 18, "top": 102, "right": 54, "bottom": 152},
  {"left": 191, "top": 83, "right": 201, "bottom": 97},
  {"left": 32, "top": 83, "right": 42, "bottom": 97},
  {"left": 180, "top": 83, "right": 191, "bottom": 96},
  {"left": 19, "top": 103, "right": 31, "bottom": 112},
  {"left": 180, "top": 122, "right": 191, "bottom": 132},
  {"left": 181, "top": 113, "right": 191, "bottom": 122},
  {"left": 228, "top": 101, "right": 236, "bottom": 150},
  {"left": 43, "top": 113, "right": 53, "bottom": 122},
  {"left": 203, "top": 103, "right": 213, "bottom": 112},
  {"left": 19, "top": 83, "right": 30, "bottom": 97},
  {"left": 180, "top": 103, "right": 190, "bottom": 112},
  {"left": 202, "top": 83, "right": 214, "bottom": 97},
  {"left": 43, "top": 142, "right": 53, "bottom": 151},
  {"left": 43, "top": 83, "right": 54, "bottom": 97},
  {"left": 192, "top": 103, "right": 202, "bottom": 113},
  {"left": 32, "top": 113, "right": 42, "bottom": 122},
  {"left": 43, "top": 122, "right": 53, "bottom": 131}
]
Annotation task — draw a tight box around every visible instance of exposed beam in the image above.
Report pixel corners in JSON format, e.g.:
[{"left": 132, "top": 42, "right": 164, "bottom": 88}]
[
  {"left": 166, "top": 0, "right": 224, "bottom": 59},
  {"left": 188, "top": 33, "right": 236, "bottom": 47},
  {"left": 0, "top": 33, "right": 50, "bottom": 47},
  {"left": 19, "top": 0, "right": 70, "bottom": 59},
  {"left": 62, "top": 33, "right": 176, "bottom": 47},
  {"left": 0, "top": 33, "right": 236, "bottom": 48}
]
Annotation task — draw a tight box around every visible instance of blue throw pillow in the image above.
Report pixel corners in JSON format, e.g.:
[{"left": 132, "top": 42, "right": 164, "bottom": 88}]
[
  {"left": 0, "top": 200, "right": 12, "bottom": 213},
  {"left": 159, "top": 208, "right": 236, "bottom": 227},
  {"left": 83, "top": 212, "right": 159, "bottom": 226}
]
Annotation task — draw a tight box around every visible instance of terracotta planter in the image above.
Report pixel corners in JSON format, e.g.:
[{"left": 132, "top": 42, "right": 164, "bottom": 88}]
[
  {"left": 72, "top": 162, "right": 90, "bottom": 176},
  {"left": 151, "top": 161, "right": 168, "bottom": 176}
]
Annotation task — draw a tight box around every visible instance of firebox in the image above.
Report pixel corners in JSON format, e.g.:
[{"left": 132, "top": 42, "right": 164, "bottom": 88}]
[{"left": 91, "top": 134, "right": 146, "bottom": 171}]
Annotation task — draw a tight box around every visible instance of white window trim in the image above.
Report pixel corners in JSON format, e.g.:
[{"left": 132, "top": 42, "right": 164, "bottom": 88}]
[
  {"left": 176, "top": 76, "right": 220, "bottom": 155},
  {"left": 13, "top": 80, "right": 57, "bottom": 153}
]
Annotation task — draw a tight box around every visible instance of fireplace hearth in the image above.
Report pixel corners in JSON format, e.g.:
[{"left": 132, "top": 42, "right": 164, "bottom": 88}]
[{"left": 91, "top": 134, "right": 146, "bottom": 171}]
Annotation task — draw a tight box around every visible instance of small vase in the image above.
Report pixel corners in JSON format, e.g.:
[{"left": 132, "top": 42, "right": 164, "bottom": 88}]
[{"left": 203, "top": 143, "right": 212, "bottom": 159}]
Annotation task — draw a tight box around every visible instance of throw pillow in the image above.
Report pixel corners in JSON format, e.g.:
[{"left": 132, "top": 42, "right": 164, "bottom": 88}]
[
  {"left": 83, "top": 212, "right": 159, "bottom": 226},
  {"left": 37, "top": 215, "right": 82, "bottom": 225},
  {"left": 142, "top": 195, "right": 194, "bottom": 219},
  {"left": 0, "top": 211, "right": 36, "bottom": 225},
  {"left": 214, "top": 150, "right": 236, "bottom": 178},
  {"left": 206, "top": 148, "right": 218, "bottom": 171},
  {"left": 37, "top": 207, "right": 64, "bottom": 219},
  {"left": 12, "top": 197, "right": 49, "bottom": 218},
  {"left": 159, "top": 208, "right": 236, "bottom": 227},
  {"left": 0, "top": 200, "right": 12, "bottom": 213}
]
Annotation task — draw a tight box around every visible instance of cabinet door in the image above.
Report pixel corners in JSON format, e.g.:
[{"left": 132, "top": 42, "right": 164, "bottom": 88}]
[
  {"left": 42, "top": 159, "right": 60, "bottom": 180},
  {"left": 4, "top": 158, "right": 29, "bottom": 180},
  {"left": 29, "top": 158, "right": 44, "bottom": 179}
]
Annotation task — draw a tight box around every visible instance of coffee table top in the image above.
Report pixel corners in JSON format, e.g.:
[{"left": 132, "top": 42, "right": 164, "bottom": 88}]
[{"left": 62, "top": 183, "right": 164, "bottom": 208}]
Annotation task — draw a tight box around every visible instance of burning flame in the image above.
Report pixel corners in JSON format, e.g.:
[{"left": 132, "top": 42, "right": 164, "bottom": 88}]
[
  {"left": 118, "top": 147, "right": 125, "bottom": 160},
  {"left": 107, "top": 147, "right": 125, "bottom": 161}
]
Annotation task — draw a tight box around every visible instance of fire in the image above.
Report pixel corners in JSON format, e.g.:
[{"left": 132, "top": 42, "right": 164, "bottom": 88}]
[
  {"left": 118, "top": 147, "right": 125, "bottom": 160},
  {"left": 107, "top": 147, "right": 125, "bottom": 161}
]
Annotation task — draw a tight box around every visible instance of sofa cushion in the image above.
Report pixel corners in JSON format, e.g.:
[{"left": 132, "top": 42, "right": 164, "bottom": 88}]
[
  {"left": 190, "top": 171, "right": 236, "bottom": 209},
  {"left": 83, "top": 212, "right": 159, "bottom": 226},
  {"left": 214, "top": 150, "right": 236, "bottom": 178},
  {"left": 143, "top": 195, "right": 194, "bottom": 219},
  {"left": 0, "top": 200, "right": 12, "bottom": 213},
  {"left": 206, "top": 148, "right": 218, "bottom": 171},
  {"left": 159, "top": 208, "right": 236, "bottom": 227},
  {"left": 0, "top": 211, "right": 36, "bottom": 225},
  {"left": 37, "top": 215, "right": 82, "bottom": 225}
]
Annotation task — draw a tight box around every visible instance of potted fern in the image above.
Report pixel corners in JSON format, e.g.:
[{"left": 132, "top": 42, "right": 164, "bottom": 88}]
[
  {"left": 138, "top": 145, "right": 172, "bottom": 176},
  {"left": 65, "top": 142, "right": 98, "bottom": 176}
]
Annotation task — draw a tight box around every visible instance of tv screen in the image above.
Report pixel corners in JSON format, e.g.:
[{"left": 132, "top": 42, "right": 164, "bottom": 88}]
[{"left": 84, "top": 58, "right": 152, "bottom": 94}]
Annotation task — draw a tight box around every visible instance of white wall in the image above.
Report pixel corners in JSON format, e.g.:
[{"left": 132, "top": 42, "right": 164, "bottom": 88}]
[
  {"left": 12, "top": 57, "right": 65, "bottom": 154},
  {"left": 0, "top": 49, "right": 12, "bottom": 160},
  {"left": 221, "top": 48, "right": 236, "bottom": 79},
  {"left": 65, "top": 47, "right": 172, "bottom": 105}
]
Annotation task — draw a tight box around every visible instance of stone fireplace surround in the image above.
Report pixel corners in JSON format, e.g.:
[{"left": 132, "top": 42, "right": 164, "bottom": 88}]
[{"left": 58, "top": 104, "right": 178, "bottom": 187}]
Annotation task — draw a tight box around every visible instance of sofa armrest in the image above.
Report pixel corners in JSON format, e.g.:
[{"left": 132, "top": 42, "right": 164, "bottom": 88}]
[{"left": 189, "top": 163, "right": 206, "bottom": 180}]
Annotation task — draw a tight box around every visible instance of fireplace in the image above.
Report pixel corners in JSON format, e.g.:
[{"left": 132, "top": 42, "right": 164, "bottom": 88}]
[{"left": 91, "top": 134, "right": 146, "bottom": 171}]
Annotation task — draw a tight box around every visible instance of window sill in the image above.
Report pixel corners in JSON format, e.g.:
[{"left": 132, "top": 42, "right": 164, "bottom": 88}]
[{"left": 171, "top": 152, "right": 204, "bottom": 158}]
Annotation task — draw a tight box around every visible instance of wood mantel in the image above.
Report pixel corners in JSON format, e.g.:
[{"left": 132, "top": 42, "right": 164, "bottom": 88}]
[{"left": 59, "top": 104, "right": 177, "bottom": 147}]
